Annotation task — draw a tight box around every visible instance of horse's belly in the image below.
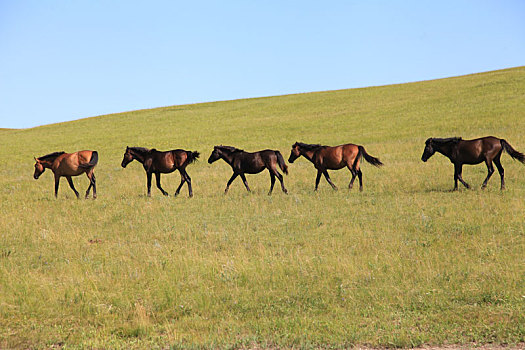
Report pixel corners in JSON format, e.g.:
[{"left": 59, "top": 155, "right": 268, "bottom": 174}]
[
  {"left": 154, "top": 165, "right": 176, "bottom": 173},
  {"left": 324, "top": 160, "right": 346, "bottom": 170},
  {"left": 244, "top": 167, "right": 265, "bottom": 174},
  {"left": 62, "top": 168, "right": 85, "bottom": 176}
]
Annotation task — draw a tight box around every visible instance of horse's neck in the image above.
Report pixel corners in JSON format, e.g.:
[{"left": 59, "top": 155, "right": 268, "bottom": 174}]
[
  {"left": 301, "top": 149, "right": 316, "bottom": 163},
  {"left": 40, "top": 159, "right": 55, "bottom": 169},
  {"left": 220, "top": 151, "right": 236, "bottom": 166},
  {"left": 436, "top": 143, "right": 457, "bottom": 160},
  {"left": 131, "top": 151, "right": 147, "bottom": 164}
]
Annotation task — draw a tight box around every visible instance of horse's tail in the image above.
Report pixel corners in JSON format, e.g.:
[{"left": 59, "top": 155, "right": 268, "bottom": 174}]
[
  {"left": 355, "top": 146, "right": 383, "bottom": 168},
  {"left": 186, "top": 151, "right": 200, "bottom": 165},
  {"left": 79, "top": 151, "right": 98, "bottom": 169},
  {"left": 275, "top": 151, "right": 288, "bottom": 175},
  {"left": 501, "top": 139, "right": 525, "bottom": 163}
]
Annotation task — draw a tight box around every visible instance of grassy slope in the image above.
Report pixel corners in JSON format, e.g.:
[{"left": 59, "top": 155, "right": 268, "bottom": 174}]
[{"left": 0, "top": 67, "right": 524, "bottom": 349}]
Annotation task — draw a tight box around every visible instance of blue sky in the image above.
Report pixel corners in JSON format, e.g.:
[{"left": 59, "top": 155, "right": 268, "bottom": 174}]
[{"left": 1, "top": 1, "right": 524, "bottom": 129}]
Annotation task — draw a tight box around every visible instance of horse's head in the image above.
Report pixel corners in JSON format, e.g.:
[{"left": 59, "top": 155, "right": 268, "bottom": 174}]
[
  {"left": 421, "top": 138, "right": 436, "bottom": 162},
  {"left": 208, "top": 147, "right": 221, "bottom": 164},
  {"left": 33, "top": 158, "right": 45, "bottom": 179},
  {"left": 288, "top": 142, "right": 301, "bottom": 163},
  {"left": 121, "top": 147, "right": 134, "bottom": 168}
]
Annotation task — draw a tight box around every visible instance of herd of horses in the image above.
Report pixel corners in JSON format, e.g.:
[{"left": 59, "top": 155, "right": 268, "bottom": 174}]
[{"left": 33, "top": 136, "right": 525, "bottom": 198}]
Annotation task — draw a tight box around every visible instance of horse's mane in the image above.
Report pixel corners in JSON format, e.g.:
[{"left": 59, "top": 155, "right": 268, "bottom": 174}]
[
  {"left": 37, "top": 151, "right": 65, "bottom": 161},
  {"left": 431, "top": 137, "right": 462, "bottom": 145},
  {"left": 294, "top": 142, "right": 325, "bottom": 151},
  {"left": 215, "top": 145, "right": 244, "bottom": 153},
  {"left": 128, "top": 146, "right": 153, "bottom": 155}
]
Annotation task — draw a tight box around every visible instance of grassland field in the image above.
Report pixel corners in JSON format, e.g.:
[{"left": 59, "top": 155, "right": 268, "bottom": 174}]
[{"left": 0, "top": 67, "right": 524, "bottom": 349}]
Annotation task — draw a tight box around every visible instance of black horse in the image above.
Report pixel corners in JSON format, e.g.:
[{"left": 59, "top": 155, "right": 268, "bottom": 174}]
[
  {"left": 421, "top": 136, "right": 525, "bottom": 190},
  {"left": 121, "top": 147, "right": 199, "bottom": 197},
  {"left": 208, "top": 145, "right": 288, "bottom": 195}
]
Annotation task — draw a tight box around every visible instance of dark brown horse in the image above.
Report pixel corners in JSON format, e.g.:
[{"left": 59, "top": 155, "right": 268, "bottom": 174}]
[
  {"left": 288, "top": 142, "right": 383, "bottom": 191},
  {"left": 33, "top": 150, "right": 98, "bottom": 198},
  {"left": 208, "top": 145, "right": 288, "bottom": 195},
  {"left": 121, "top": 146, "right": 199, "bottom": 197},
  {"left": 421, "top": 136, "right": 525, "bottom": 190}
]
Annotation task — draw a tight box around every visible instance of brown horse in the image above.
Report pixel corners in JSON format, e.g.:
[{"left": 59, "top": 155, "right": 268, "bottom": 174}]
[
  {"left": 208, "top": 145, "right": 288, "bottom": 195},
  {"left": 33, "top": 150, "right": 98, "bottom": 198},
  {"left": 421, "top": 136, "right": 525, "bottom": 190},
  {"left": 288, "top": 142, "right": 383, "bottom": 191},
  {"left": 121, "top": 146, "right": 199, "bottom": 197}
]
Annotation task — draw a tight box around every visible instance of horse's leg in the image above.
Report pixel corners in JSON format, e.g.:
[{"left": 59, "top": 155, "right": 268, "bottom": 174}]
[
  {"left": 183, "top": 169, "right": 193, "bottom": 197},
  {"left": 323, "top": 170, "right": 337, "bottom": 190},
  {"left": 155, "top": 173, "right": 168, "bottom": 196},
  {"left": 494, "top": 155, "right": 505, "bottom": 190},
  {"left": 146, "top": 172, "right": 152, "bottom": 197},
  {"left": 54, "top": 174, "right": 60, "bottom": 198},
  {"left": 225, "top": 173, "right": 239, "bottom": 194},
  {"left": 91, "top": 173, "right": 97, "bottom": 199},
  {"left": 174, "top": 171, "right": 186, "bottom": 197},
  {"left": 85, "top": 175, "right": 93, "bottom": 198},
  {"left": 240, "top": 173, "right": 251, "bottom": 192},
  {"left": 453, "top": 166, "right": 459, "bottom": 191},
  {"left": 454, "top": 163, "right": 470, "bottom": 190},
  {"left": 315, "top": 169, "right": 322, "bottom": 191},
  {"left": 268, "top": 171, "right": 276, "bottom": 195},
  {"left": 85, "top": 170, "right": 96, "bottom": 199},
  {"left": 66, "top": 176, "right": 80, "bottom": 198},
  {"left": 481, "top": 159, "right": 495, "bottom": 189},
  {"left": 275, "top": 171, "right": 287, "bottom": 194},
  {"left": 357, "top": 169, "right": 363, "bottom": 192},
  {"left": 347, "top": 166, "right": 357, "bottom": 190}
]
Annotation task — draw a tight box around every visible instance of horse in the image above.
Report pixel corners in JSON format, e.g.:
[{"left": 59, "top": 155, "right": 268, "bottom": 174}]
[
  {"left": 33, "top": 150, "right": 98, "bottom": 198},
  {"left": 208, "top": 145, "right": 288, "bottom": 195},
  {"left": 288, "top": 142, "right": 383, "bottom": 191},
  {"left": 421, "top": 136, "right": 525, "bottom": 190},
  {"left": 121, "top": 146, "right": 199, "bottom": 197}
]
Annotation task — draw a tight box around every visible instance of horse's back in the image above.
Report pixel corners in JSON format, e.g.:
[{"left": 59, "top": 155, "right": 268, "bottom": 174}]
[
  {"left": 318, "top": 144, "right": 359, "bottom": 169},
  {"left": 459, "top": 137, "right": 502, "bottom": 164},
  {"left": 235, "top": 150, "right": 270, "bottom": 173},
  {"left": 54, "top": 150, "right": 96, "bottom": 175}
]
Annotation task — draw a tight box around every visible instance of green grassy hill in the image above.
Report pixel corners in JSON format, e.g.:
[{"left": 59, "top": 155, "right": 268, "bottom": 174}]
[{"left": 1, "top": 67, "right": 524, "bottom": 349}]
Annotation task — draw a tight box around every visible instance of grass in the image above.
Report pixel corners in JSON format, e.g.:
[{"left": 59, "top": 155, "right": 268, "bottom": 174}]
[{"left": 0, "top": 67, "right": 524, "bottom": 349}]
